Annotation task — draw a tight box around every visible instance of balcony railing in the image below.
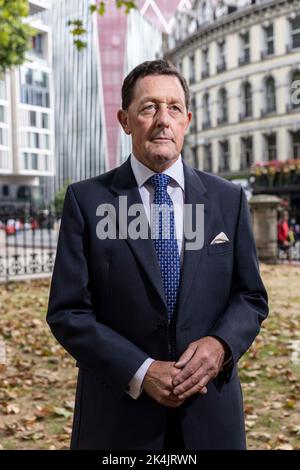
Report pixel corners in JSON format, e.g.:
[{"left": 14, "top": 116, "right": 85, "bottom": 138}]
[
  {"left": 217, "top": 116, "right": 228, "bottom": 125},
  {"left": 261, "top": 107, "right": 277, "bottom": 117},
  {"left": 202, "top": 120, "right": 211, "bottom": 130},
  {"left": 261, "top": 50, "right": 275, "bottom": 60},
  {"left": 238, "top": 55, "right": 250, "bottom": 66},
  {"left": 286, "top": 103, "right": 300, "bottom": 113},
  {"left": 216, "top": 61, "right": 226, "bottom": 73},
  {"left": 239, "top": 111, "right": 252, "bottom": 121}
]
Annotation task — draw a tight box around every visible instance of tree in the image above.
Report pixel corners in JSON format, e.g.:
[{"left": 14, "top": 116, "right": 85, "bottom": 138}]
[
  {"left": 54, "top": 179, "right": 72, "bottom": 215},
  {"left": 0, "top": 0, "right": 34, "bottom": 75}
]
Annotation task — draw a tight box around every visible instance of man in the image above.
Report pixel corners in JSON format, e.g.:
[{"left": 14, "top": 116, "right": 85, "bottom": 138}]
[
  {"left": 47, "top": 60, "right": 268, "bottom": 450},
  {"left": 277, "top": 209, "right": 291, "bottom": 261}
]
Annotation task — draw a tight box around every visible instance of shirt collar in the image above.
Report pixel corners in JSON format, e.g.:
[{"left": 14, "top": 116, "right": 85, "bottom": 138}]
[{"left": 130, "top": 152, "right": 184, "bottom": 191}]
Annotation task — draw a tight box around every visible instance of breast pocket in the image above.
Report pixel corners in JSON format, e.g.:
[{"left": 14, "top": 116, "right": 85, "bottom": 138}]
[{"left": 207, "top": 240, "right": 233, "bottom": 255}]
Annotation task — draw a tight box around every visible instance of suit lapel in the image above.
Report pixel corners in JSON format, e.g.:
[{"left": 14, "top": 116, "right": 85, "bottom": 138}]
[
  {"left": 110, "top": 158, "right": 168, "bottom": 313},
  {"left": 176, "top": 161, "right": 210, "bottom": 321}
]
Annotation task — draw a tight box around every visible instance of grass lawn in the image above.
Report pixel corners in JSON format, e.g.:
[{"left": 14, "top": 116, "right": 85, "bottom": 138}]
[{"left": 0, "top": 263, "right": 299, "bottom": 450}]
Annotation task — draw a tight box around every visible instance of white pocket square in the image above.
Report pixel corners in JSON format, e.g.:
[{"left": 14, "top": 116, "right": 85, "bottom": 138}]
[{"left": 210, "top": 232, "right": 230, "bottom": 244}]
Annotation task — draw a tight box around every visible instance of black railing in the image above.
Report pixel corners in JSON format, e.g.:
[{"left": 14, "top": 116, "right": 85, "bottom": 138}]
[{"left": 0, "top": 210, "right": 58, "bottom": 282}]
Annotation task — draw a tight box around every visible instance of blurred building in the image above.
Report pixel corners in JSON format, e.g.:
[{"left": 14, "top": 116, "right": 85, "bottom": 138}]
[
  {"left": 164, "top": 0, "right": 300, "bottom": 205},
  {"left": 37, "top": 0, "right": 167, "bottom": 202},
  {"left": 0, "top": 0, "right": 54, "bottom": 213}
]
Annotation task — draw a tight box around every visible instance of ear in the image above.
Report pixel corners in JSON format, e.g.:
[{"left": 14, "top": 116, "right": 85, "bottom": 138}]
[
  {"left": 117, "top": 109, "right": 131, "bottom": 135},
  {"left": 186, "top": 111, "right": 193, "bottom": 129}
]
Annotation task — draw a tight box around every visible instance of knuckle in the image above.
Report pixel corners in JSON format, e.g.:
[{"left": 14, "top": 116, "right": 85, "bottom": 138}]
[
  {"left": 187, "top": 365, "right": 196, "bottom": 375},
  {"left": 191, "top": 375, "right": 199, "bottom": 386}
]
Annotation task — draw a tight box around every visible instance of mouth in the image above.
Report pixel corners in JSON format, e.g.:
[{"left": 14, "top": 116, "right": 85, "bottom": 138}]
[{"left": 151, "top": 137, "right": 172, "bottom": 142}]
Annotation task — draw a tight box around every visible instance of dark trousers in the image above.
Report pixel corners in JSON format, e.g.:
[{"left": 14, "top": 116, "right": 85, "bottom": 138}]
[{"left": 162, "top": 408, "right": 185, "bottom": 450}]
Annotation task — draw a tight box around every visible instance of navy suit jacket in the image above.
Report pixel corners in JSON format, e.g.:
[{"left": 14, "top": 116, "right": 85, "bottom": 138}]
[{"left": 47, "top": 157, "right": 268, "bottom": 450}]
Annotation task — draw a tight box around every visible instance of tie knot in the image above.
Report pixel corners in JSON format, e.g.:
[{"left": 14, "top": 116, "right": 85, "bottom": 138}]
[{"left": 149, "top": 173, "right": 171, "bottom": 191}]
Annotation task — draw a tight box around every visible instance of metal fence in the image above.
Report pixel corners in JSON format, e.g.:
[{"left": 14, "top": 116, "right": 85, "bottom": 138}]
[
  {"left": 1, "top": 210, "right": 300, "bottom": 282},
  {"left": 0, "top": 212, "right": 58, "bottom": 282},
  {"left": 278, "top": 240, "right": 300, "bottom": 262}
]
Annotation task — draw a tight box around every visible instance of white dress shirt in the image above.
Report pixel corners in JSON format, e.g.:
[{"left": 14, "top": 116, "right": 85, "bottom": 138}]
[{"left": 126, "top": 153, "right": 185, "bottom": 399}]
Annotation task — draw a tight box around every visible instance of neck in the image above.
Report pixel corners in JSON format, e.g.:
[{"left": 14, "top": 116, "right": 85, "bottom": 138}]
[{"left": 133, "top": 153, "right": 180, "bottom": 173}]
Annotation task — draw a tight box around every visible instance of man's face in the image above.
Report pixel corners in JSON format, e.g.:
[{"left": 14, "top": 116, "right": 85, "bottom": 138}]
[{"left": 118, "top": 75, "right": 192, "bottom": 172}]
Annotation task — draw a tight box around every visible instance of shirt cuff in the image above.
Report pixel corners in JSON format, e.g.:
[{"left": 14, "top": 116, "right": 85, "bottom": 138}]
[{"left": 126, "top": 358, "right": 155, "bottom": 400}]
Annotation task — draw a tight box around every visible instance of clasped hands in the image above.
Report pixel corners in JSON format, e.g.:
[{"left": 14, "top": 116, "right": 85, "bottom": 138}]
[{"left": 142, "top": 336, "right": 226, "bottom": 408}]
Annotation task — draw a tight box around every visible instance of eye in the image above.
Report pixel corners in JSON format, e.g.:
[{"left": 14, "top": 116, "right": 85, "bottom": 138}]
[
  {"left": 170, "top": 105, "right": 181, "bottom": 112},
  {"left": 143, "top": 104, "right": 156, "bottom": 111}
]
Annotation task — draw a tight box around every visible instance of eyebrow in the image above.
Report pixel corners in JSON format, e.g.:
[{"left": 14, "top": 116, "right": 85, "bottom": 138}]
[{"left": 139, "top": 97, "right": 184, "bottom": 106}]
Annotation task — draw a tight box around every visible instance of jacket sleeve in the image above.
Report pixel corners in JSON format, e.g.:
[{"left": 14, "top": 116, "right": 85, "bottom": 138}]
[
  {"left": 46, "top": 185, "right": 149, "bottom": 399},
  {"left": 208, "top": 186, "right": 268, "bottom": 380}
]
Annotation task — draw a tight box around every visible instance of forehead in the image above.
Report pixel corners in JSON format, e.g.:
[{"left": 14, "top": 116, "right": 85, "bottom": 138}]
[{"left": 132, "top": 74, "right": 186, "bottom": 104}]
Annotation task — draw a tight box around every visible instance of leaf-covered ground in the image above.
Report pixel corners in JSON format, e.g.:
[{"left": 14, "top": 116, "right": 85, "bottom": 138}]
[{"left": 0, "top": 264, "right": 299, "bottom": 450}]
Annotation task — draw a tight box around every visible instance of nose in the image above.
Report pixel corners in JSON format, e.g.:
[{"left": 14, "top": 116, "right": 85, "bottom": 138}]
[{"left": 156, "top": 106, "right": 170, "bottom": 128}]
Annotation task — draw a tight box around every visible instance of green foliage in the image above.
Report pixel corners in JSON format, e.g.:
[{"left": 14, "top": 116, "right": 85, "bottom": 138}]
[
  {"left": 53, "top": 179, "right": 72, "bottom": 215},
  {"left": 68, "top": 0, "right": 137, "bottom": 51},
  {"left": 0, "top": 0, "right": 35, "bottom": 75}
]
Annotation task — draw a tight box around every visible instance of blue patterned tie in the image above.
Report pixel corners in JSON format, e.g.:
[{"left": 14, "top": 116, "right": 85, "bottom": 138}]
[{"left": 150, "top": 173, "right": 181, "bottom": 359}]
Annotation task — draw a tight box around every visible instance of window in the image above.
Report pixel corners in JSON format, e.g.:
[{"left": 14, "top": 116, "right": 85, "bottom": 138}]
[
  {"left": 241, "top": 137, "right": 253, "bottom": 170},
  {"left": 218, "top": 88, "right": 228, "bottom": 123},
  {"left": 20, "top": 68, "right": 50, "bottom": 108},
  {"left": 29, "top": 110, "right": 36, "bottom": 127},
  {"left": 291, "top": 71, "right": 300, "bottom": 109},
  {"left": 189, "top": 54, "right": 196, "bottom": 84},
  {"left": 202, "top": 49, "right": 209, "bottom": 78},
  {"left": 190, "top": 96, "right": 197, "bottom": 133},
  {"left": 0, "top": 128, "right": 3, "bottom": 145},
  {"left": 23, "top": 152, "right": 29, "bottom": 169},
  {"left": 2, "top": 185, "right": 9, "bottom": 197},
  {"left": 203, "top": 93, "right": 211, "bottom": 128},
  {"left": 219, "top": 140, "right": 230, "bottom": 172},
  {"left": 34, "top": 133, "right": 40, "bottom": 148},
  {"left": 43, "top": 134, "right": 50, "bottom": 149},
  {"left": 242, "top": 82, "right": 252, "bottom": 118},
  {"left": 32, "top": 33, "right": 43, "bottom": 55},
  {"left": 239, "top": 31, "right": 250, "bottom": 65},
  {"left": 264, "top": 24, "right": 274, "bottom": 55},
  {"left": 203, "top": 143, "right": 212, "bottom": 172},
  {"left": 265, "top": 133, "right": 277, "bottom": 161},
  {"left": 45, "top": 154, "right": 49, "bottom": 171},
  {"left": 25, "top": 68, "right": 33, "bottom": 85},
  {"left": 291, "top": 16, "right": 300, "bottom": 49},
  {"left": 292, "top": 131, "right": 300, "bottom": 159},
  {"left": 265, "top": 77, "right": 276, "bottom": 113},
  {"left": 42, "top": 113, "right": 49, "bottom": 128},
  {"left": 0, "top": 105, "right": 5, "bottom": 123},
  {"left": 0, "top": 79, "right": 6, "bottom": 100},
  {"left": 202, "top": 1, "right": 209, "bottom": 23},
  {"left": 32, "top": 154, "right": 38, "bottom": 170},
  {"left": 217, "top": 41, "right": 226, "bottom": 72}
]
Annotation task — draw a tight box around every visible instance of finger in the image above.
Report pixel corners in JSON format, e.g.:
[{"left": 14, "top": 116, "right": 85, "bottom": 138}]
[
  {"left": 177, "top": 380, "right": 209, "bottom": 400},
  {"left": 173, "top": 369, "right": 209, "bottom": 396},
  {"left": 174, "top": 374, "right": 210, "bottom": 397},
  {"left": 174, "top": 344, "right": 197, "bottom": 369},
  {"left": 173, "top": 356, "right": 203, "bottom": 386},
  {"left": 199, "top": 386, "right": 207, "bottom": 395}
]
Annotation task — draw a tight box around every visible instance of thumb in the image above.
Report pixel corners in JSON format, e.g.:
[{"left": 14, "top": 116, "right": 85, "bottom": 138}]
[{"left": 174, "top": 345, "right": 197, "bottom": 369}]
